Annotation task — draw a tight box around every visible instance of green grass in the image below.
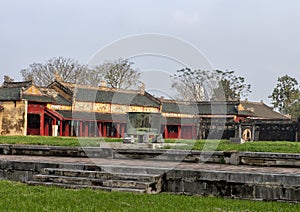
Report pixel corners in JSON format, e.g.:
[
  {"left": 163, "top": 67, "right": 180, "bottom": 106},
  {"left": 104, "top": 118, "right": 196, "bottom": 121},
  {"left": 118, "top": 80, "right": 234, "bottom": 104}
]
[
  {"left": 0, "top": 136, "right": 122, "bottom": 147},
  {"left": 164, "top": 139, "right": 300, "bottom": 153},
  {"left": 1, "top": 136, "right": 300, "bottom": 153},
  {"left": 0, "top": 180, "right": 298, "bottom": 212}
]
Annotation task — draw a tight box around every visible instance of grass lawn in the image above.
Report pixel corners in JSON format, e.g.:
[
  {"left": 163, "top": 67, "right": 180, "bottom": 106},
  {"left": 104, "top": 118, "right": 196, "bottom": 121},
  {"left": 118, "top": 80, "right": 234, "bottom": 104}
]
[
  {"left": 0, "top": 180, "right": 298, "bottom": 212},
  {"left": 1, "top": 136, "right": 300, "bottom": 153},
  {"left": 0, "top": 136, "right": 121, "bottom": 147},
  {"left": 165, "top": 139, "right": 300, "bottom": 153}
]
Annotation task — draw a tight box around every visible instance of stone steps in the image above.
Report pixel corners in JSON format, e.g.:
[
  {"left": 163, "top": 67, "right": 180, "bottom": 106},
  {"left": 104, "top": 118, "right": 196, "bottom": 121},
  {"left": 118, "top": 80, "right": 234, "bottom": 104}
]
[
  {"left": 43, "top": 168, "right": 162, "bottom": 181},
  {"left": 28, "top": 167, "right": 163, "bottom": 194},
  {"left": 26, "top": 181, "right": 146, "bottom": 193}
]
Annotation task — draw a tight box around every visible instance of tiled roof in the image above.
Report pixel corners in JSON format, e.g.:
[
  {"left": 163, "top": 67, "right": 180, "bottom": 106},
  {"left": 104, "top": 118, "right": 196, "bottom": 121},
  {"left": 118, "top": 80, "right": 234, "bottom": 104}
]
[
  {"left": 2, "top": 80, "right": 32, "bottom": 88},
  {"left": 75, "top": 88, "right": 160, "bottom": 107},
  {"left": 198, "top": 102, "right": 238, "bottom": 115},
  {"left": 162, "top": 101, "right": 197, "bottom": 114},
  {"left": 0, "top": 87, "right": 21, "bottom": 101},
  {"left": 53, "top": 94, "right": 72, "bottom": 106},
  {"left": 22, "top": 94, "right": 54, "bottom": 103},
  {"left": 47, "top": 80, "right": 74, "bottom": 96},
  {"left": 56, "top": 110, "right": 126, "bottom": 122},
  {"left": 162, "top": 100, "right": 238, "bottom": 115},
  {"left": 240, "top": 101, "right": 289, "bottom": 120}
]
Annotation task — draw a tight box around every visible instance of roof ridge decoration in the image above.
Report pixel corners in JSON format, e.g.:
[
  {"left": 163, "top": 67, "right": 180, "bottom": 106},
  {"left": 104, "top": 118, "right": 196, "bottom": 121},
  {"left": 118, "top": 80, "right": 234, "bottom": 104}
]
[
  {"left": 48, "top": 80, "right": 74, "bottom": 96},
  {"left": 2, "top": 80, "right": 33, "bottom": 89},
  {"left": 62, "top": 81, "right": 150, "bottom": 96}
]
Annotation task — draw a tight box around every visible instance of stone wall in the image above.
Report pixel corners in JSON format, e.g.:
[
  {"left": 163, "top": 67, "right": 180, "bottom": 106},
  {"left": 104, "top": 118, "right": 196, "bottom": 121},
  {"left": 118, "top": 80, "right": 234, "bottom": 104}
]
[
  {"left": 0, "top": 146, "right": 300, "bottom": 202},
  {"left": 1, "top": 145, "right": 300, "bottom": 167},
  {"left": 0, "top": 158, "right": 299, "bottom": 202},
  {"left": 165, "top": 169, "right": 300, "bottom": 202},
  {"left": 0, "top": 101, "right": 26, "bottom": 135}
]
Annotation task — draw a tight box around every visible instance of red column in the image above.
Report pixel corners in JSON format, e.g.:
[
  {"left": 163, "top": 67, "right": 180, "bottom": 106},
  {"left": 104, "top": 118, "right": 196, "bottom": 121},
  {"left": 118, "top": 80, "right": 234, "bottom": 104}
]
[
  {"left": 103, "top": 123, "right": 107, "bottom": 137},
  {"left": 65, "top": 121, "right": 70, "bottom": 137},
  {"left": 45, "top": 121, "right": 49, "bottom": 136},
  {"left": 40, "top": 111, "right": 44, "bottom": 136},
  {"left": 79, "top": 121, "right": 83, "bottom": 137},
  {"left": 178, "top": 125, "right": 181, "bottom": 139},
  {"left": 85, "top": 122, "right": 89, "bottom": 137},
  {"left": 59, "top": 120, "right": 63, "bottom": 136},
  {"left": 164, "top": 125, "right": 168, "bottom": 138},
  {"left": 98, "top": 122, "right": 102, "bottom": 137}
]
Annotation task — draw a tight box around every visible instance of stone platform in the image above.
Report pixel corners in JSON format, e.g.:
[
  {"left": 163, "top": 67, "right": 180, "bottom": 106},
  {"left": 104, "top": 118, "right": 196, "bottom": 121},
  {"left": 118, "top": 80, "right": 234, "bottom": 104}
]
[{"left": 0, "top": 145, "right": 300, "bottom": 202}]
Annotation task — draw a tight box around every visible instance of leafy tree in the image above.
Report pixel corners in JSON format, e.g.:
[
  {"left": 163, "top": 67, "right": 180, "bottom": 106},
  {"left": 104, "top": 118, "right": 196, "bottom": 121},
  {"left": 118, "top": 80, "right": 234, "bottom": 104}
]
[
  {"left": 87, "top": 58, "right": 141, "bottom": 89},
  {"left": 212, "top": 70, "right": 251, "bottom": 101},
  {"left": 269, "top": 74, "right": 300, "bottom": 117},
  {"left": 171, "top": 68, "right": 251, "bottom": 101},
  {"left": 288, "top": 101, "right": 300, "bottom": 119},
  {"left": 20, "top": 57, "right": 87, "bottom": 87}
]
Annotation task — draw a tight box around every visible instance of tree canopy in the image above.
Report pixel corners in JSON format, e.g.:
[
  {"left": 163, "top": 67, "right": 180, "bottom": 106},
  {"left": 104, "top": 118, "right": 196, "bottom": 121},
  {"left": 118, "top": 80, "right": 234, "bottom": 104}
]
[
  {"left": 269, "top": 74, "right": 300, "bottom": 118},
  {"left": 20, "top": 57, "right": 141, "bottom": 90},
  {"left": 171, "top": 68, "right": 251, "bottom": 101},
  {"left": 86, "top": 58, "right": 141, "bottom": 89},
  {"left": 20, "top": 57, "right": 88, "bottom": 87}
]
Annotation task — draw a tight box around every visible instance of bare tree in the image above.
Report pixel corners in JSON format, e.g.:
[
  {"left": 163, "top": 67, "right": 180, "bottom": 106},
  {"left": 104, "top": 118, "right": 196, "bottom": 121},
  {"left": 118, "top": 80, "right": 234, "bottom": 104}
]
[
  {"left": 3, "top": 75, "right": 14, "bottom": 83},
  {"left": 171, "top": 68, "right": 219, "bottom": 101},
  {"left": 20, "top": 57, "right": 87, "bottom": 87},
  {"left": 171, "top": 68, "right": 251, "bottom": 102},
  {"left": 87, "top": 58, "right": 141, "bottom": 89}
]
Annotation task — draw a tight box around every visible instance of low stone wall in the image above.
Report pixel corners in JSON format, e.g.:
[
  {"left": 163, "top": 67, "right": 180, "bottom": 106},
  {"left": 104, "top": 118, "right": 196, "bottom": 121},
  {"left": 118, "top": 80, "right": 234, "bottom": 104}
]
[
  {"left": 0, "top": 159, "right": 101, "bottom": 182},
  {"left": 0, "top": 158, "right": 299, "bottom": 202},
  {"left": 1, "top": 144, "right": 300, "bottom": 167},
  {"left": 239, "top": 152, "right": 300, "bottom": 167},
  {"left": 165, "top": 169, "right": 300, "bottom": 202}
]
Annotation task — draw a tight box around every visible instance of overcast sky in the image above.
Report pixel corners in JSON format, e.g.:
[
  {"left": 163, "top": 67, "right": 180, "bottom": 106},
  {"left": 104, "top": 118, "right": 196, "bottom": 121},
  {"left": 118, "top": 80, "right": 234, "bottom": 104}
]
[{"left": 1, "top": 0, "right": 300, "bottom": 104}]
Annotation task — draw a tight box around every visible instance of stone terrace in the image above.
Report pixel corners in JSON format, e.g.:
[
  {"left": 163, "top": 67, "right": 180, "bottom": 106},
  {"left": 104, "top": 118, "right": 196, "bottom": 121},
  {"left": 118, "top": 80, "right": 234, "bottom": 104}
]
[{"left": 0, "top": 146, "right": 300, "bottom": 202}]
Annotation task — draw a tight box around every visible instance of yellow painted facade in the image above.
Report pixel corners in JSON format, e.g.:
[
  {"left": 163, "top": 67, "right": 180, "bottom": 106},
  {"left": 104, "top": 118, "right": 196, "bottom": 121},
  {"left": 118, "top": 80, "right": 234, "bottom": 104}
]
[
  {"left": 94, "top": 103, "right": 111, "bottom": 113},
  {"left": 0, "top": 101, "right": 26, "bottom": 135},
  {"left": 161, "top": 112, "right": 195, "bottom": 118},
  {"left": 47, "top": 104, "right": 72, "bottom": 111},
  {"left": 74, "top": 101, "right": 93, "bottom": 111},
  {"left": 47, "top": 100, "right": 159, "bottom": 115},
  {"left": 0, "top": 110, "right": 2, "bottom": 133},
  {"left": 111, "top": 104, "right": 129, "bottom": 113},
  {"left": 238, "top": 103, "right": 245, "bottom": 111},
  {"left": 23, "top": 85, "right": 43, "bottom": 95}
]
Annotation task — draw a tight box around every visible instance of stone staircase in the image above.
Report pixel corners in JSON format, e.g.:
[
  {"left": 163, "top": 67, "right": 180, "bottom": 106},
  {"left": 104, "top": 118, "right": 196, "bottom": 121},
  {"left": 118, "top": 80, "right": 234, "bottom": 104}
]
[{"left": 27, "top": 166, "right": 164, "bottom": 194}]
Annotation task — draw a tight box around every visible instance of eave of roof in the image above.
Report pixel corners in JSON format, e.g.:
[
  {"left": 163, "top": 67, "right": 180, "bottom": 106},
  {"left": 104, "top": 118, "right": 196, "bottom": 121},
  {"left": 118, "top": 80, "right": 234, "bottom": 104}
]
[
  {"left": 22, "top": 94, "right": 54, "bottom": 103},
  {"left": 0, "top": 87, "right": 21, "bottom": 101},
  {"left": 161, "top": 101, "right": 239, "bottom": 115},
  {"left": 2, "top": 80, "right": 32, "bottom": 89},
  {"left": 240, "top": 100, "right": 289, "bottom": 120},
  {"left": 56, "top": 110, "right": 127, "bottom": 122},
  {"left": 75, "top": 88, "right": 160, "bottom": 107}
]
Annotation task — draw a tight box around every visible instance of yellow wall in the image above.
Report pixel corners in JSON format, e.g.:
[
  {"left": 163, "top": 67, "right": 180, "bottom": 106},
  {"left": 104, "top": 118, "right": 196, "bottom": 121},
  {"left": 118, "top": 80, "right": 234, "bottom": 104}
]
[
  {"left": 71, "top": 101, "right": 159, "bottom": 114},
  {"left": 0, "top": 101, "right": 26, "bottom": 135},
  {"left": 0, "top": 110, "right": 2, "bottom": 133}
]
